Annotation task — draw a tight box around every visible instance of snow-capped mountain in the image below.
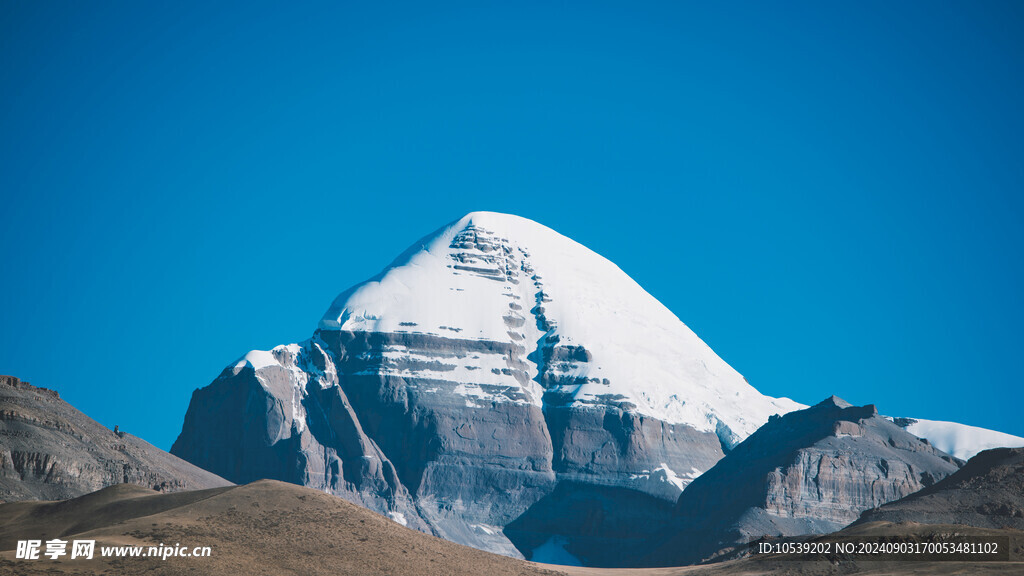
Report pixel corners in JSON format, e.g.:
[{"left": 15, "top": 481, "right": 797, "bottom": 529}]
[
  {"left": 169, "top": 211, "right": 1019, "bottom": 563},
  {"left": 173, "top": 212, "right": 802, "bottom": 559}
]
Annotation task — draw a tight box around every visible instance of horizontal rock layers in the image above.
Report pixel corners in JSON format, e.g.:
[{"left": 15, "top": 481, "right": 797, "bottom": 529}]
[
  {"left": 855, "top": 446, "right": 1024, "bottom": 530},
  {"left": 0, "top": 375, "right": 230, "bottom": 502},
  {"left": 648, "top": 396, "right": 962, "bottom": 566}
]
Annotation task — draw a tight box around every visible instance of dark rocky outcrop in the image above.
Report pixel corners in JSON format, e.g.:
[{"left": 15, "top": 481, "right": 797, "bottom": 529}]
[
  {"left": 504, "top": 481, "right": 675, "bottom": 567},
  {"left": 0, "top": 375, "right": 230, "bottom": 502},
  {"left": 649, "top": 397, "right": 963, "bottom": 566},
  {"left": 169, "top": 342, "right": 431, "bottom": 533},
  {"left": 855, "top": 446, "right": 1024, "bottom": 530}
]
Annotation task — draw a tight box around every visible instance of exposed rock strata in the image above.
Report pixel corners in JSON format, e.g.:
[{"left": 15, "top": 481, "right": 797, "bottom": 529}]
[
  {"left": 649, "top": 397, "right": 962, "bottom": 566},
  {"left": 855, "top": 446, "right": 1024, "bottom": 530},
  {"left": 0, "top": 375, "right": 230, "bottom": 502}
]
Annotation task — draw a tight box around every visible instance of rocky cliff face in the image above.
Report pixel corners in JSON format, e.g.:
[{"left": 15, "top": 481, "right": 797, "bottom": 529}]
[
  {"left": 855, "top": 446, "right": 1024, "bottom": 530},
  {"left": 170, "top": 343, "right": 430, "bottom": 532},
  {"left": 171, "top": 212, "right": 802, "bottom": 561},
  {"left": 0, "top": 375, "right": 230, "bottom": 502},
  {"left": 650, "top": 396, "right": 962, "bottom": 566}
]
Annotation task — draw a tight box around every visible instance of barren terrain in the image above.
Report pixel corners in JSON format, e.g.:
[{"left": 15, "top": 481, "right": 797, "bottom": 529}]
[{"left": 1, "top": 480, "right": 1021, "bottom": 576}]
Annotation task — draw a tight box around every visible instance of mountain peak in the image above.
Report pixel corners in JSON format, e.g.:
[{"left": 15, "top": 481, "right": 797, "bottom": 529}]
[
  {"left": 461, "top": 210, "right": 535, "bottom": 226},
  {"left": 816, "top": 395, "right": 853, "bottom": 409},
  {"left": 316, "top": 212, "right": 801, "bottom": 437}
]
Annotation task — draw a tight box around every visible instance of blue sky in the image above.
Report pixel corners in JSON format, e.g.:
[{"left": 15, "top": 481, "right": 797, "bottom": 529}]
[{"left": 2, "top": 1, "right": 1022, "bottom": 450}]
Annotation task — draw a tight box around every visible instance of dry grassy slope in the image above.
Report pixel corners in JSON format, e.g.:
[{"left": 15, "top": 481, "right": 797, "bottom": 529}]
[
  {"left": 0, "top": 483, "right": 235, "bottom": 550},
  {"left": 1, "top": 480, "right": 1022, "bottom": 576},
  {"left": 0, "top": 479, "right": 568, "bottom": 576}
]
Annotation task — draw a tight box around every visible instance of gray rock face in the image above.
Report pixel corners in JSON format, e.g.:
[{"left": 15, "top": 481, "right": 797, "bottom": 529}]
[
  {"left": 855, "top": 446, "right": 1024, "bottom": 530},
  {"left": 170, "top": 342, "right": 428, "bottom": 532},
  {"left": 544, "top": 404, "right": 724, "bottom": 501},
  {"left": 171, "top": 327, "right": 720, "bottom": 558},
  {"left": 651, "top": 396, "right": 963, "bottom": 566},
  {"left": 0, "top": 375, "right": 230, "bottom": 503},
  {"left": 319, "top": 329, "right": 559, "bottom": 554}
]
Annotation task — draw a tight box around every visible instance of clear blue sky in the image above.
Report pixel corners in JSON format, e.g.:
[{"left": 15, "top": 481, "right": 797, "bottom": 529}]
[{"left": 2, "top": 1, "right": 1022, "bottom": 450}]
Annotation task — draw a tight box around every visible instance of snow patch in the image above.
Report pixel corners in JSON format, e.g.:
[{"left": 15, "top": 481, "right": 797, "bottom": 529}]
[
  {"left": 235, "top": 344, "right": 312, "bottom": 434},
  {"left": 903, "top": 418, "right": 1024, "bottom": 460},
  {"left": 629, "top": 463, "right": 703, "bottom": 496},
  {"left": 653, "top": 463, "right": 688, "bottom": 493},
  {"left": 452, "top": 383, "right": 490, "bottom": 399},
  {"left": 238, "top": 349, "right": 278, "bottom": 370},
  {"left": 472, "top": 524, "right": 498, "bottom": 535},
  {"left": 388, "top": 512, "right": 408, "bottom": 527}
]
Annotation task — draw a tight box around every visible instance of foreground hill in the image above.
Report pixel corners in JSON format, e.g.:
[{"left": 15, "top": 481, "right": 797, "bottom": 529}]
[
  {"left": 0, "top": 479, "right": 564, "bottom": 576},
  {"left": 1, "top": 480, "right": 1020, "bottom": 576},
  {"left": 0, "top": 375, "right": 229, "bottom": 502}
]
